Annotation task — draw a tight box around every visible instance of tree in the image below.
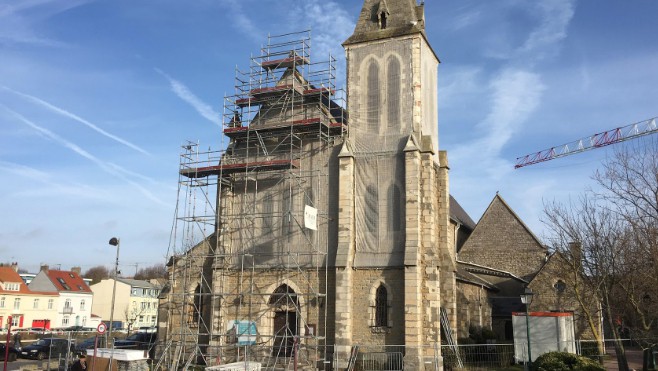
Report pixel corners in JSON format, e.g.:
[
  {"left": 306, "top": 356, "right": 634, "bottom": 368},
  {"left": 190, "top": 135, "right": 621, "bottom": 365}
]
[
  {"left": 83, "top": 265, "right": 110, "bottom": 285},
  {"left": 543, "top": 137, "right": 658, "bottom": 371},
  {"left": 133, "top": 264, "right": 167, "bottom": 280}
]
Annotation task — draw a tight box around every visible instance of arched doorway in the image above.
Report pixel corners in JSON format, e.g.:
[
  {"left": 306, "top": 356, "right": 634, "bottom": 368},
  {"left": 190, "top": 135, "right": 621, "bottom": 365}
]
[{"left": 269, "top": 284, "right": 299, "bottom": 357}]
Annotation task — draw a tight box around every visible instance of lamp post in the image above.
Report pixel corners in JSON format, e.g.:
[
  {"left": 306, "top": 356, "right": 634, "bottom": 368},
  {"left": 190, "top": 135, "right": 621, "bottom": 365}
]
[
  {"left": 108, "top": 237, "right": 120, "bottom": 342},
  {"left": 520, "top": 287, "right": 534, "bottom": 369}
]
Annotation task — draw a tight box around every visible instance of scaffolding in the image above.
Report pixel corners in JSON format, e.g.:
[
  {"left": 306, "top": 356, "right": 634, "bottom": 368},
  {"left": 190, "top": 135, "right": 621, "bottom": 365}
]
[{"left": 160, "top": 31, "right": 346, "bottom": 370}]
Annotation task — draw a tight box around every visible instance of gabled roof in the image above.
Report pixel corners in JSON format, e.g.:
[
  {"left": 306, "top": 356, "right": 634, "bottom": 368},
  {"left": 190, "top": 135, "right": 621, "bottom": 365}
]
[
  {"left": 0, "top": 266, "right": 32, "bottom": 294},
  {"left": 0, "top": 267, "right": 58, "bottom": 296},
  {"left": 458, "top": 194, "right": 547, "bottom": 280},
  {"left": 45, "top": 270, "right": 92, "bottom": 293}
]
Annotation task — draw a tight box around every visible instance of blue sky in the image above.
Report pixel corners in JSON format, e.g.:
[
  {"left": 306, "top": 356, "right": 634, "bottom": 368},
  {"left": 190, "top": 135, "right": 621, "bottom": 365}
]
[{"left": 1, "top": 0, "right": 657, "bottom": 273}]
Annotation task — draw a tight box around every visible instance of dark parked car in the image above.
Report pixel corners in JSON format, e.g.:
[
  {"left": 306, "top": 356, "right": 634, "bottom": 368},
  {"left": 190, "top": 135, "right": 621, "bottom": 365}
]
[
  {"left": 0, "top": 343, "right": 19, "bottom": 362},
  {"left": 113, "top": 332, "right": 157, "bottom": 351},
  {"left": 19, "top": 338, "right": 73, "bottom": 360},
  {"left": 74, "top": 336, "right": 106, "bottom": 355}
]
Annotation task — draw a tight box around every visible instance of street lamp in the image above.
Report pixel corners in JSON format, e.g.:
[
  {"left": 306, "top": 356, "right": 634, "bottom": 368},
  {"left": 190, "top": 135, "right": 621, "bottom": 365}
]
[
  {"left": 108, "top": 237, "right": 120, "bottom": 342},
  {"left": 520, "top": 286, "right": 534, "bottom": 369}
]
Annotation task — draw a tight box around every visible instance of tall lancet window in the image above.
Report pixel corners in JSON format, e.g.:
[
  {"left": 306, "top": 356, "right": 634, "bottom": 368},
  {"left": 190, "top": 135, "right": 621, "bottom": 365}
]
[
  {"left": 367, "top": 61, "right": 380, "bottom": 132},
  {"left": 387, "top": 184, "right": 402, "bottom": 232},
  {"left": 365, "top": 185, "right": 379, "bottom": 233},
  {"left": 375, "top": 284, "right": 388, "bottom": 327},
  {"left": 387, "top": 57, "right": 401, "bottom": 132}
]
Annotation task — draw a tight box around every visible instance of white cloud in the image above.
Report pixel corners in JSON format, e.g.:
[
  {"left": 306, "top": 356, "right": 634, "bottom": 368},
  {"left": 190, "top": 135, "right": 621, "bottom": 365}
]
[
  {"left": 215, "top": 0, "right": 262, "bottom": 42},
  {"left": 517, "top": 0, "right": 575, "bottom": 58},
  {"left": 155, "top": 69, "right": 223, "bottom": 127},
  {"left": 2, "top": 86, "right": 150, "bottom": 156},
  {"left": 477, "top": 69, "right": 545, "bottom": 154}
]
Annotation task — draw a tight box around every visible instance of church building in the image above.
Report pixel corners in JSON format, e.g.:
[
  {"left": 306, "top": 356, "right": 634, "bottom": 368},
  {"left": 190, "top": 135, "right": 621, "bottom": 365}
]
[{"left": 158, "top": 1, "right": 590, "bottom": 370}]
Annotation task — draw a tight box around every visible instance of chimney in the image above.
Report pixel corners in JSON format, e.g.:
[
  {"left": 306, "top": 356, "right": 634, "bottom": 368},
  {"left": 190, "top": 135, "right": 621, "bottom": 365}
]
[
  {"left": 11, "top": 262, "right": 19, "bottom": 272},
  {"left": 71, "top": 266, "right": 82, "bottom": 275},
  {"left": 40, "top": 264, "right": 49, "bottom": 272}
]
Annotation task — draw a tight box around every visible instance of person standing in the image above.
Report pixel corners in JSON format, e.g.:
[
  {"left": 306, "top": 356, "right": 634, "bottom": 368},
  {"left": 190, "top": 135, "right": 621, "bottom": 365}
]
[
  {"left": 12, "top": 331, "right": 21, "bottom": 351},
  {"left": 71, "top": 354, "right": 87, "bottom": 370}
]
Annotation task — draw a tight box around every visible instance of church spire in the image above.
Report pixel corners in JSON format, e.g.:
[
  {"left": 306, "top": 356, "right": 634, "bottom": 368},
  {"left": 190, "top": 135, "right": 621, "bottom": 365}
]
[{"left": 344, "top": 0, "right": 425, "bottom": 46}]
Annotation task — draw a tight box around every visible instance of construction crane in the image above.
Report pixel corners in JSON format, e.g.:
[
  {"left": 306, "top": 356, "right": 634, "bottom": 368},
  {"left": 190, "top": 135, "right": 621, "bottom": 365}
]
[{"left": 514, "top": 116, "right": 657, "bottom": 169}]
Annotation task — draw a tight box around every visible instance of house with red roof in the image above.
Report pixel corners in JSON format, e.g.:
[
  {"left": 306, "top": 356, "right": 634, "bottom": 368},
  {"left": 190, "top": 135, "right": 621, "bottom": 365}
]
[
  {"left": 28, "top": 265, "right": 94, "bottom": 328},
  {"left": 0, "top": 263, "right": 57, "bottom": 330}
]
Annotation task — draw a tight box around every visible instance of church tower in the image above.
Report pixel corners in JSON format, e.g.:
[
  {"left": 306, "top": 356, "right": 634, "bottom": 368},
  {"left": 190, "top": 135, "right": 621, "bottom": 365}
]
[{"left": 335, "top": 0, "right": 449, "bottom": 369}]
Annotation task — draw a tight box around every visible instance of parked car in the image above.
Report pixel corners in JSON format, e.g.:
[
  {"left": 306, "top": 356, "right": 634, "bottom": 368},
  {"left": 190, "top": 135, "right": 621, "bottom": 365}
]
[
  {"left": 19, "top": 338, "right": 73, "bottom": 360},
  {"left": 0, "top": 343, "right": 19, "bottom": 362},
  {"left": 114, "top": 332, "right": 157, "bottom": 350},
  {"left": 137, "top": 326, "right": 157, "bottom": 333},
  {"left": 74, "top": 336, "right": 106, "bottom": 355},
  {"left": 27, "top": 327, "right": 50, "bottom": 335},
  {"left": 114, "top": 332, "right": 157, "bottom": 359}
]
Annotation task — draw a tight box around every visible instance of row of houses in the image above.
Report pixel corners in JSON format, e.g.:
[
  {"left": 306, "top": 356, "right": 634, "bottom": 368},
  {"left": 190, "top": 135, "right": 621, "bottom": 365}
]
[{"left": 0, "top": 263, "right": 162, "bottom": 332}]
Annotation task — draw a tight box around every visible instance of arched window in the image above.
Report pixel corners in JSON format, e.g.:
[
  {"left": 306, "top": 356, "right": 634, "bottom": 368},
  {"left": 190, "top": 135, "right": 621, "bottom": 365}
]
[
  {"left": 64, "top": 299, "right": 71, "bottom": 308},
  {"left": 387, "top": 57, "right": 400, "bottom": 131},
  {"left": 365, "top": 185, "right": 379, "bottom": 233},
  {"left": 375, "top": 284, "right": 388, "bottom": 327},
  {"left": 387, "top": 184, "right": 402, "bottom": 232},
  {"left": 367, "top": 61, "right": 380, "bottom": 132},
  {"left": 80, "top": 299, "right": 86, "bottom": 311}
]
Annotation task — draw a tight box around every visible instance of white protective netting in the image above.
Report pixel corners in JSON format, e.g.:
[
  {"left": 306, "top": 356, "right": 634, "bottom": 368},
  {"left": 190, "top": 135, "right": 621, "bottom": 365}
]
[{"left": 347, "top": 37, "right": 438, "bottom": 266}]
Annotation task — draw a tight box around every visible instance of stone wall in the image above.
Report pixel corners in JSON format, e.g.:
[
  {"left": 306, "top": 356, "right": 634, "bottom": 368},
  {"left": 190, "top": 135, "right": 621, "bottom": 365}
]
[{"left": 458, "top": 195, "right": 546, "bottom": 280}]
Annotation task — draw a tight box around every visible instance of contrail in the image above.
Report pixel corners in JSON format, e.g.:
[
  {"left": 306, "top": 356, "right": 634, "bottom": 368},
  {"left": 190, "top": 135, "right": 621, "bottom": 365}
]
[
  {"left": 2, "top": 86, "right": 150, "bottom": 156},
  {"left": 3, "top": 106, "right": 167, "bottom": 206}
]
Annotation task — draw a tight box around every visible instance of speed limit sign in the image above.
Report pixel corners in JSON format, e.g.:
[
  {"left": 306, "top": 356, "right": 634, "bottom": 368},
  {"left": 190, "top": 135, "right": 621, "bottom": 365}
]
[{"left": 97, "top": 323, "right": 107, "bottom": 334}]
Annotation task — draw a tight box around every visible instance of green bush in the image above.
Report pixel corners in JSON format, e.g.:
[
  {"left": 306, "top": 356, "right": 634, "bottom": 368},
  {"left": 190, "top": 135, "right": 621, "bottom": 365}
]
[{"left": 533, "top": 351, "right": 604, "bottom": 371}]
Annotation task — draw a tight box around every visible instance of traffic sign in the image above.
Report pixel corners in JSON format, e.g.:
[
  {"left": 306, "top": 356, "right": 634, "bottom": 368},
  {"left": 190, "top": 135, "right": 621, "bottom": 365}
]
[{"left": 97, "top": 323, "right": 107, "bottom": 334}]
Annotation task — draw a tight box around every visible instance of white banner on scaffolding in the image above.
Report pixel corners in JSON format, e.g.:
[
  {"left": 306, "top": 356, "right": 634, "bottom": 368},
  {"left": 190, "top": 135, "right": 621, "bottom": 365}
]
[{"left": 304, "top": 205, "right": 317, "bottom": 230}]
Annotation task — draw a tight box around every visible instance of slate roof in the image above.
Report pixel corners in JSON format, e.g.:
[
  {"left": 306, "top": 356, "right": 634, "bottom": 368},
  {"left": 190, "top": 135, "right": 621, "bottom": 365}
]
[
  {"left": 449, "top": 195, "right": 476, "bottom": 230},
  {"left": 116, "top": 278, "right": 161, "bottom": 289},
  {"left": 46, "top": 270, "right": 92, "bottom": 293}
]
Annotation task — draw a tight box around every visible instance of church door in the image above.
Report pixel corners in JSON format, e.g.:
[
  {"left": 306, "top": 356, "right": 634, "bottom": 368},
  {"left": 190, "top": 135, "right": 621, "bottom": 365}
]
[{"left": 272, "top": 311, "right": 298, "bottom": 357}]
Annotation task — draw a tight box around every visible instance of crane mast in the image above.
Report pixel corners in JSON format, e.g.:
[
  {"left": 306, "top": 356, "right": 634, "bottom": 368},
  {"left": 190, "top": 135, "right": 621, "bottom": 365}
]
[{"left": 515, "top": 117, "right": 657, "bottom": 169}]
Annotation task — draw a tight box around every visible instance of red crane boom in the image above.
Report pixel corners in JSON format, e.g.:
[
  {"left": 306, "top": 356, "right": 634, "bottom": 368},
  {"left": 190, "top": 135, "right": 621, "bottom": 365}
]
[{"left": 515, "top": 117, "right": 657, "bottom": 169}]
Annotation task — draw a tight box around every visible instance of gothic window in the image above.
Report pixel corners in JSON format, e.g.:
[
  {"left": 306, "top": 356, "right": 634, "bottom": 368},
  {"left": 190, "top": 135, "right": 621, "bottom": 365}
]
[
  {"left": 367, "top": 61, "right": 380, "bottom": 132},
  {"left": 282, "top": 189, "right": 293, "bottom": 239},
  {"left": 387, "top": 57, "right": 401, "bottom": 131},
  {"left": 375, "top": 284, "right": 388, "bottom": 327},
  {"left": 263, "top": 193, "right": 274, "bottom": 234},
  {"left": 365, "top": 185, "right": 379, "bottom": 233},
  {"left": 387, "top": 184, "right": 402, "bottom": 232}
]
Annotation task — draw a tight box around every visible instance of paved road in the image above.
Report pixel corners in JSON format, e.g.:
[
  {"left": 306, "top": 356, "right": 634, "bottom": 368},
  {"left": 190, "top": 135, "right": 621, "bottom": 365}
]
[{"left": 604, "top": 348, "right": 643, "bottom": 371}]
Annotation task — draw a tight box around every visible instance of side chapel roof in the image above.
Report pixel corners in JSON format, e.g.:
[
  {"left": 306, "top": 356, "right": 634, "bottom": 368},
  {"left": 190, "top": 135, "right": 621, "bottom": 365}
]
[{"left": 458, "top": 194, "right": 547, "bottom": 280}]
